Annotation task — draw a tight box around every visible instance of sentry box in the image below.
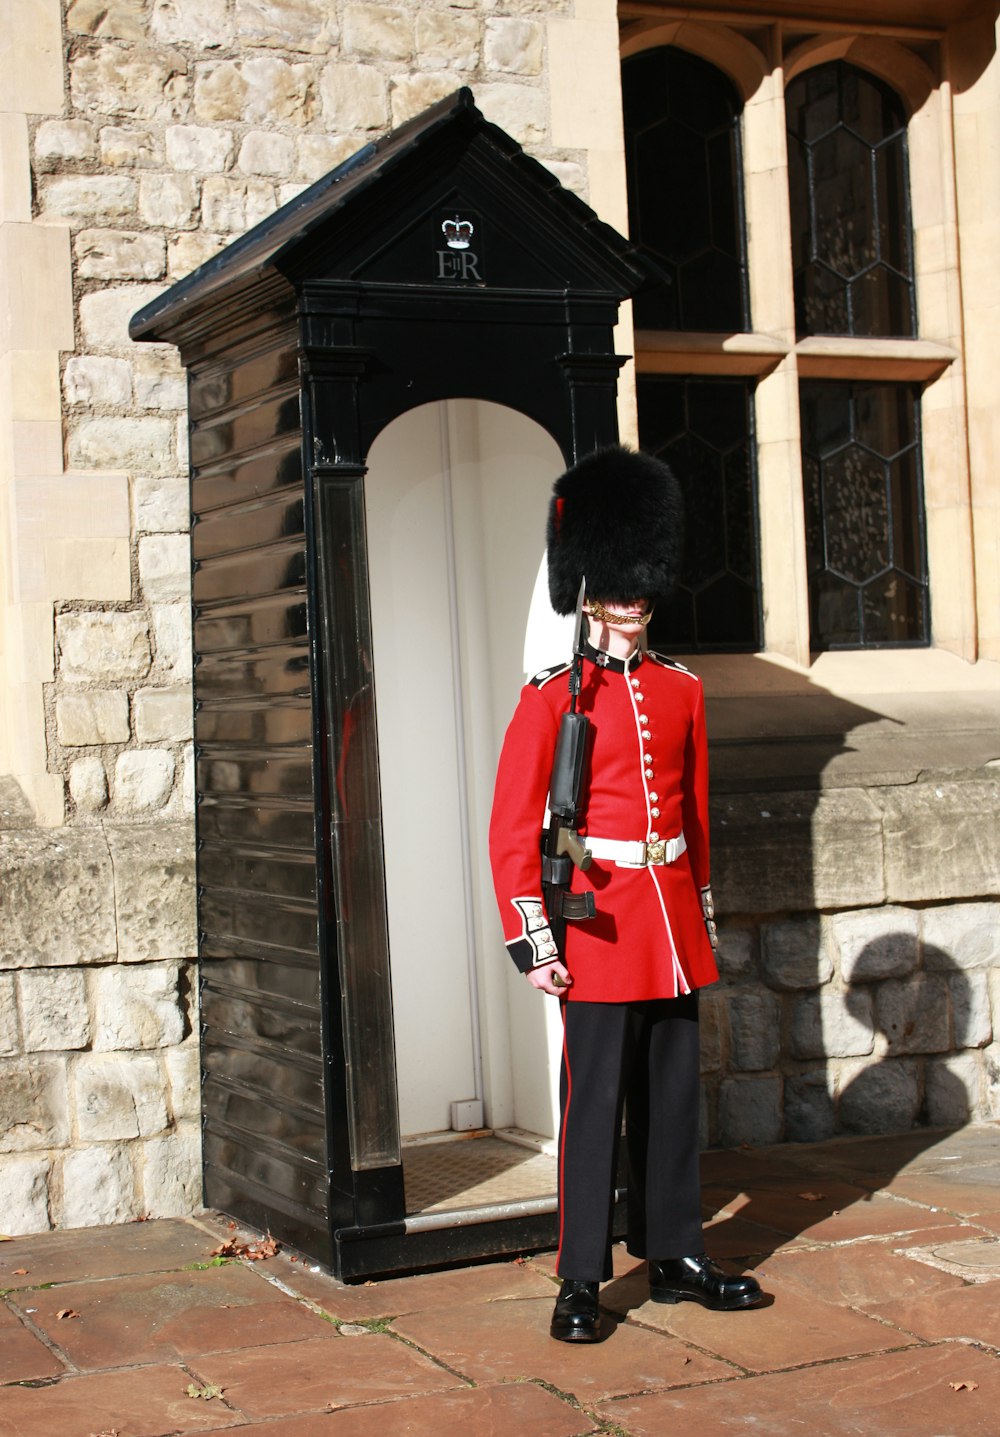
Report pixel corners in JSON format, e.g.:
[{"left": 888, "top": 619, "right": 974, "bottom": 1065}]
[{"left": 131, "top": 89, "right": 651, "bottom": 1280}]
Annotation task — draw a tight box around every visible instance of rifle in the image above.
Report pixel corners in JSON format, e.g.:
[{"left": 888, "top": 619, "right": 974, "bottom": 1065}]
[{"left": 541, "top": 578, "right": 597, "bottom": 955}]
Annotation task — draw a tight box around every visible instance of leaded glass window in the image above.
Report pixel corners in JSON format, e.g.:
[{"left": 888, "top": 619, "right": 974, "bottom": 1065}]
[
  {"left": 787, "top": 61, "right": 915, "bottom": 338},
  {"left": 801, "top": 381, "right": 929, "bottom": 647},
  {"left": 623, "top": 46, "right": 749, "bottom": 332},
  {"left": 639, "top": 376, "right": 760, "bottom": 651}
]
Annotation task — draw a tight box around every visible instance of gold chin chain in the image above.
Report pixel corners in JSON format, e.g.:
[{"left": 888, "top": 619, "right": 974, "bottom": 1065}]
[{"left": 587, "top": 599, "right": 652, "bottom": 626}]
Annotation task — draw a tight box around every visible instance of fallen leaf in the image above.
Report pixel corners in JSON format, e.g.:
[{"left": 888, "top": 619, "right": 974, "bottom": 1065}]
[
  {"left": 949, "top": 1380, "right": 979, "bottom": 1392},
  {"left": 209, "top": 1232, "right": 280, "bottom": 1262},
  {"left": 56, "top": 1309, "right": 80, "bottom": 1320},
  {"left": 798, "top": 1192, "right": 825, "bottom": 1202},
  {"left": 186, "top": 1383, "right": 224, "bottom": 1400},
  {"left": 0, "top": 1235, "right": 12, "bottom": 1242},
  {"left": 12, "top": 1268, "right": 28, "bottom": 1276}
]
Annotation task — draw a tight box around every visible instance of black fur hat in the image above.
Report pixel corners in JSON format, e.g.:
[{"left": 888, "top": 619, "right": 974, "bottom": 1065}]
[{"left": 546, "top": 445, "right": 684, "bottom": 615}]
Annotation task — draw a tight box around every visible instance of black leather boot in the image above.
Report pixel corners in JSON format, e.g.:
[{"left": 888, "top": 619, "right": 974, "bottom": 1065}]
[
  {"left": 648, "top": 1254, "right": 762, "bottom": 1310},
  {"left": 550, "top": 1279, "right": 601, "bottom": 1342}
]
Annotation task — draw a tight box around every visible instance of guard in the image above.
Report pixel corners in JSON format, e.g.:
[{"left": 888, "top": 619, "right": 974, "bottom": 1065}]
[{"left": 489, "top": 445, "right": 763, "bottom": 1342}]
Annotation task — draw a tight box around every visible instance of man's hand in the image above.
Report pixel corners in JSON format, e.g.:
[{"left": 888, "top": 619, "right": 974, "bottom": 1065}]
[{"left": 527, "top": 960, "right": 573, "bottom": 996}]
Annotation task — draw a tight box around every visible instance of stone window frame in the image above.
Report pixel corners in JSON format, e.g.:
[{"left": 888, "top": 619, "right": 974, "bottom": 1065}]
[{"left": 619, "top": 12, "right": 972, "bottom": 668}]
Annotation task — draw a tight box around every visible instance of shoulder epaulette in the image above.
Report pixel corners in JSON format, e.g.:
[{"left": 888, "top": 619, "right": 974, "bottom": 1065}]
[
  {"left": 529, "top": 661, "right": 571, "bottom": 689},
  {"left": 648, "top": 651, "right": 695, "bottom": 676}
]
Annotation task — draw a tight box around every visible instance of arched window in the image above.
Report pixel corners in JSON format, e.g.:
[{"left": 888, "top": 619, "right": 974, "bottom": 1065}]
[
  {"left": 789, "top": 61, "right": 927, "bottom": 647},
  {"left": 787, "top": 61, "right": 915, "bottom": 338},
  {"left": 623, "top": 46, "right": 749, "bottom": 332},
  {"left": 624, "top": 45, "right": 760, "bottom": 652}
]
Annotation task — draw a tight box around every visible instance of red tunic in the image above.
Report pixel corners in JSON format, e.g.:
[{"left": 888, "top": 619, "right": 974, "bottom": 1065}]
[{"left": 489, "top": 642, "right": 719, "bottom": 1003}]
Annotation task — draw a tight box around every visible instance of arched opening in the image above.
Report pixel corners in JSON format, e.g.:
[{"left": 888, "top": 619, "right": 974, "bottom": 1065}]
[{"left": 364, "top": 399, "right": 568, "bottom": 1210}]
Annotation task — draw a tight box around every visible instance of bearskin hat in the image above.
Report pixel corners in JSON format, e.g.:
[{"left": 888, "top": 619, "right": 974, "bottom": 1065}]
[{"left": 546, "top": 445, "right": 684, "bottom": 615}]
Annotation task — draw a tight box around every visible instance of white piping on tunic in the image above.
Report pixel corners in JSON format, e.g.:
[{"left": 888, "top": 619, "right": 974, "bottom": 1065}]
[{"left": 622, "top": 664, "right": 690, "bottom": 996}]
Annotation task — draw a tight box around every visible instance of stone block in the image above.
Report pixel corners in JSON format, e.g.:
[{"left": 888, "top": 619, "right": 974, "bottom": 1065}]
[
  {"left": 58, "top": 611, "right": 151, "bottom": 683},
  {"left": 474, "top": 83, "right": 547, "bottom": 146},
  {"left": 139, "top": 173, "right": 198, "bottom": 229},
  {"left": 320, "top": 61, "right": 388, "bottom": 130},
  {"left": 141, "top": 1122, "right": 202, "bottom": 1217},
  {"left": 165, "top": 124, "right": 234, "bottom": 173},
  {"left": 133, "top": 687, "right": 193, "bottom": 742},
  {"left": 69, "top": 757, "right": 109, "bottom": 814},
  {"left": 152, "top": 0, "right": 233, "bottom": 45},
  {"left": 838, "top": 1057, "right": 920, "bottom": 1135},
  {"left": 0, "top": 974, "right": 18, "bottom": 1055},
  {"left": 344, "top": 4, "right": 412, "bottom": 60},
  {"left": 727, "top": 988, "right": 781, "bottom": 1072},
  {"left": 38, "top": 174, "right": 136, "bottom": 222},
  {"left": 296, "top": 133, "right": 359, "bottom": 181},
  {"left": 63, "top": 355, "right": 133, "bottom": 408},
  {"left": 92, "top": 961, "right": 185, "bottom": 1050},
  {"left": 985, "top": 1041, "right": 1000, "bottom": 1120},
  {"left": 19, "top": 969, "right": 91, "bottom": 1051},
  {"left": 389, "top": 74, "right": 457, "bottom": 128},
  {"left": 876, "top": 976, "right": 952, "bottom": 1055},
  {"left": 113, "top": 751, "right": 176, "bottom": 814},
  {"left": 926, "top": 1053, "right": 981, "bottom": 1127},
  {"left": 134, "top": 476, "right": 189, "bottom": 532},
  {"left": 100, "top": 126, "right": 161, "bottom": 167},
  {"left": 699, "top": 991, "right": 722, "bottom": 1074},
  {"left": 717, "top": 1075, "right": 782, "bottom": 1147},
  {"left": 951, "top": 971, "right": 992, "bottom": 1048},
  {"left": 58, "top": 1143, "right": 138, "bottom": 1227},
  {"left": 139, "top": 533, "right": 191, "bottom": 603},
  {"left": 0, "top": 1154, "right": 51, "bottom": 1233},
  {"left": 35, "top": 119, "right": 96, "bottom": 160},
  {"left": 166, "top": 1041, "right": 201, "bottom": 1121},
  {"left": 922, "top": 902, "right": 1000, "bottom": 970},
  {"left": 68, "top": 415, "right": 176, "bottom": 473},
  {"left": 760, "top": 918, "right": 833, "bottom": 991},
  {"left": 785, "top": 1068, "right": 836, "bottom": 1142},
  {"left": 877, "top": 781, "right": 1000, "bottom": 902},
  {"left": 151, "top": 603, "right": 193, "bottom": 677},
  {"left": 56, "top": 690, "right": 130, "bottom": 746},
  {"left": 484, "top": 17, "right": 543, "bottom": 76},
  {"left": 73, "top": 1052, "right": 169, "bottom": 1139},
  {"left": 713, "top": 789, "right": 885, "bottom": 916},
  {"left": 0, "top": 1056, "right": 69, "bottom": 1151},
  {"left": 70, "top": 44, "right": 191, "bottom": 123},
  {"left": 180, "top": 742, "right": 196, "bottom": 814},
  {"left": 789, "top": 989, "right": 875, "bottom": 1061},
  {"left": 235, "top": 0, "right": 336, "bottom": 54},
  {"left": 106, "top": 824, "right": 197, "bottom": 962},
  {"left": 237, "top": 130, "right": 296, "bottom": 177},
  {"left": 543, "top": 160, "right": 586, "bottom": 197},
  {"left": 201, "top": 175, "right": 251, "bottom": 231},
  {"left": 0, "top": 829, "right": 117, "bottom": 967},
  {"left": 75, "top": 229, "right": 165, "bottom": 281},
  {"left": 167, "top": 230, "right": 226, "bottom": 276},
  {"left": 79, "top": 284, "right": 167, "bottom": 349},
  {"left": 196, "top": 57, "right": 315, "bottom": 126},
  {"left": 715, "top": 926, "right": 754, "bottom": 978},
  {"left": 833, "top": 906, "right": 920, "bottom": 982},
  {"left": 67, "top": 0, "right": 146, "bottom": 39},
  {"left": 416, "top": 10, "right": 479, "bottom": 70}
]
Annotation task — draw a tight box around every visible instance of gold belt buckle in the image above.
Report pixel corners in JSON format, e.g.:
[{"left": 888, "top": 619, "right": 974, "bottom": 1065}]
[{"left": 645, "top": 839, "right": 666, "bottom": 865}]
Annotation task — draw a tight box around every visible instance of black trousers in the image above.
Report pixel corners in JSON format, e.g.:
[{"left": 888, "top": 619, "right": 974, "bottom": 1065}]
[{"left": 556, "top": 992, "right": 704, "bottom": 1282}]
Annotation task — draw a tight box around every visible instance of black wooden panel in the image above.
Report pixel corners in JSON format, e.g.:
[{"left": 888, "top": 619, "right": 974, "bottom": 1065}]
[
  {"left": 193, "top": 441, "right": 302, "bottom": 515},
  {"left": 194, "top": 646, "right": 311, "bottom": 701},
  {"left": 193, "top": 543, "right": 307, "bottom": 604},
  {"left": 199, "top": 842, "right": 318, "bottom": 903},
  {"left": 195, "top": 594, "right": 309, "bottom": 655},
  {"left": 192, "top": 493, "right": 305, "bottom": 562},
  {"left": 197, "top": 796, "right": 315, "bottom": 849},
  {"left": 195, "top": 699, "right": 312, "bottom": 747}
]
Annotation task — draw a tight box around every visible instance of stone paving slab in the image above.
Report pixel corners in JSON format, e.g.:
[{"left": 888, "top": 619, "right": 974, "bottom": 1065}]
[
  {"left": 867, "top": 1278, "right": 1000, "bottom": 1346},
  {"left": 0, "top": 1315, "right": 66, "bottom": 1385},
  {"left": 186, "top": 1331, "right": 462, "bottom": 1418},
  {"left": 701, "top": 1179, "right": 948, "bottom": 1244},
  {"left": 0, "top": 1363, "right": 247, "bottom": 1437},
  {"left": 7, "top": 1263, "right": 334, "bottom": 1370},
  {"left": 194, "top": 1383, "right": 596, "bottom": 1437},
  {"left": 597, "top": 1341, "right": 1000, "bottom": 1437},
  {"left": 392, "top": 1294, "right": 738, "bottom": 1401},
  {"left": 0, "top": 1219, "right": 211, "bottom": 1289},
  {"left": 756, "top": 1240, "right": 969, "bottom": 1307}
]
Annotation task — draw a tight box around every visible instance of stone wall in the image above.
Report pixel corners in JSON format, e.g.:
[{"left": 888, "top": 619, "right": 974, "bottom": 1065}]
[
  {"left": 702, "top": 773, "right": 1000, "bottom": 1148},
  {"left": 0, "top": 818, "right": 198, "bottom": 1233}
]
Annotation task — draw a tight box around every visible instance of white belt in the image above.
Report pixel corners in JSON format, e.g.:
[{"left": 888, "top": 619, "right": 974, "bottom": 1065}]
[{"left": 585, "top": 833, "right": 686, "bottom": 868}]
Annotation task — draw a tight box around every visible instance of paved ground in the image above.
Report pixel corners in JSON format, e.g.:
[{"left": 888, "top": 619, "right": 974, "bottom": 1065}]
[{"left": 3, "top": 1125, "right": 1000, "bottom": 1436}]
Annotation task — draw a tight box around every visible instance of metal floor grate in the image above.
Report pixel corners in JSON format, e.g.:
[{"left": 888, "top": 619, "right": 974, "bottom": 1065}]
[{"left": 403, "top": 1135, "right": 557, "bottom": 1215}]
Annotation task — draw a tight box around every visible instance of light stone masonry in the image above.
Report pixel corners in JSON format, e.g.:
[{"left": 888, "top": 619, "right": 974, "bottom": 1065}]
[
  {"left": 416, "top": 11, "right": 480, "bottom": 70},
  {"left": 832, "top": 906, "right": 920, "bottom": 982},
  {"left": 56, "top": 690, "right": 130, "bottom": 746},
  {"left": 38, "top": 175, "right": 137, "bottom": 222},
  {"left": 167, "top": 230, "right": 226, "bottom": 275},
  {"left": 58, "top": 1143, "right": 137, "bottom": 1227},
  {"left": 58, "top": 611, "right": 151, "bottom": 683},
  {"left": 113, "top": 750, "right": 176, "bottom": 813},
  {"left": 727, "top": 988, "right": 781, "bottom": 1072},
  {"left": 760, "top": 919, "right": 834, "bottom": 991},
  {"left": 237, "top": 129, "right": 296, "bottom": 176},
  {"left": 141, "top": 1122, "right": 202, "bottom": 1217},
  {"left": 165, "top": 123, "right": 235, "bottom": 173},
  {"left": 80, "top": 284, "right": 169, "bottom": 349},
  {"left": 344, "top": 4, "right": 414, "bottom": 61},
  {"left": 320, "top": 62, "right": 389, "bottom": 130},
  {"left": 74, "top": 1052, "right": 170, "bottom": 1140},
  {"left": 106, "top": 825, "right": 197, "bottom": 963},
  {"left": 69, "top": 757, "right": 109, "bottom": 814},
  {"left": 63, "top": 355, "right": 133, "bottom": 408},
  {"left": 133, "top": 687, "right": 193, "bottom": 743},
  {"left": 788, "top": 989, "right": 876, "bottom": 1062},
  {"left": 139, "top": 173, "right": 199, "bottom": 229},
  {"left": 152, "top": 0, "right": 234, "bottom": 47},
  {"left": 100, "top": 126, "right": 162, "bottom": 168},
  {"left": 165, "top": 1041, "right": 201, "bottom": 1122},
  {"left": 92, "top": 962, "right": 185, "bottom": 1051},
  {"left": 35, "top": 119, "right": 97, "bottom": 160},
  {"left": 484, "top": 17, "right": 544, "bottom": 76},
  {"left": 0, "top": 831, "right": 117, "bottom": 968},
  {"left": 68, "top": 416, "right": 177, "bottom": 474},
  {"left": 151, "top": 603, "right": 193, "bottom": 677},
  {"left": 0, "top": 1056, "right": 70, "bottom": 1152},
  {"left": 0, "top": 976, "right": 18, "bottom": 1056},
  {"left": 950, "top": 971, "right": 993, "bottom": 1048},
  {"left": 837, "top": 1057, "right": 921, "bottom": 1135},
  {"left": 134, "top": 476, "right": 189, "bottom": 531},
  {"left": 69, "top": 45, "right": 192, "bottom": 124},
  {"left": 67, "top": 0, "right": 147, "bottom": 39},
  {"left": 0, "top": 1155, "right": 51, "bottom": 1234},
  {"left": 19, "top": 969, "right": 91, "bottom": 1052},
  {"left": 75, "top": 229, "right": 167, "bottom": 281},
  {"left": 234, "top": 0, "right": 338, "bottom": 54},
  {"left": 139, "top": 533, "right": 191, "bottom": 602}
]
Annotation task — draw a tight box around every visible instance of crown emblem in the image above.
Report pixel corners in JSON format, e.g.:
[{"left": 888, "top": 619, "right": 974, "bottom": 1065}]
[{"left": 442, "top": 216, "right": 474, "bottom": 250}]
